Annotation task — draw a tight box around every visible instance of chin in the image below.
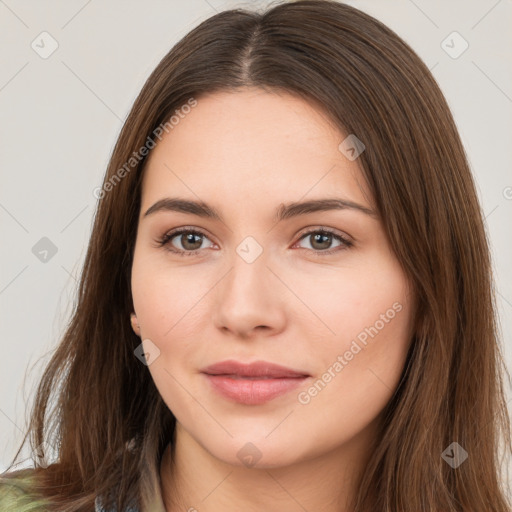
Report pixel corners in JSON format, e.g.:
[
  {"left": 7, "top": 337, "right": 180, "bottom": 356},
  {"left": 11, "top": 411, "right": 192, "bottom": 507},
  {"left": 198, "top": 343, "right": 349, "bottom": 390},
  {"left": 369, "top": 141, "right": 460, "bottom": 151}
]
[{"left": 200, "top": 431, "right": 311, "bottom": 469}]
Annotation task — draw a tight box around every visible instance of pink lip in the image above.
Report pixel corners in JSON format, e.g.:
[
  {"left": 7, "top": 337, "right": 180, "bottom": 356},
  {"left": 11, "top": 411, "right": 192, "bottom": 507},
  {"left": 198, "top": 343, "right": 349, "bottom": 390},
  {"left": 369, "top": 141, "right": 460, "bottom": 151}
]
[{"left": 201, "top": 360, "right": 310, "bottom": 405}]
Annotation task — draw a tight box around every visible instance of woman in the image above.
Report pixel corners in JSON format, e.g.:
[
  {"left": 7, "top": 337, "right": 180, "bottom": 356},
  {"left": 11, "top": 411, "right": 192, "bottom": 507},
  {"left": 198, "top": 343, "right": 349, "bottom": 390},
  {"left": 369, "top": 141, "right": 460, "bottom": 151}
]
[{"left": 1, "top": 0, "right": 510, "bottom": 510}]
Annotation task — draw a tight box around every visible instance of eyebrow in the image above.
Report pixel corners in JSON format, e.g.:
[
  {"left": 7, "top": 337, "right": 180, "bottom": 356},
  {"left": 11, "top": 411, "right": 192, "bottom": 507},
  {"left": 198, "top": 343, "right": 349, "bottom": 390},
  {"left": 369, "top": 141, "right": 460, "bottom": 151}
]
[{"left": 143, "top": 197, "right": 378, "bottom": 222}]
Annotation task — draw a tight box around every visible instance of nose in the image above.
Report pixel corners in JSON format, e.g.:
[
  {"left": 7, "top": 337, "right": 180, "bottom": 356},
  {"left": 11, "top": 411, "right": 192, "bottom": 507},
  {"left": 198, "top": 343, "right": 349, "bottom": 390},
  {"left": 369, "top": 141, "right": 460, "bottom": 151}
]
[{"left": 212, "top": 247, "right": 287, "bottom": 340}]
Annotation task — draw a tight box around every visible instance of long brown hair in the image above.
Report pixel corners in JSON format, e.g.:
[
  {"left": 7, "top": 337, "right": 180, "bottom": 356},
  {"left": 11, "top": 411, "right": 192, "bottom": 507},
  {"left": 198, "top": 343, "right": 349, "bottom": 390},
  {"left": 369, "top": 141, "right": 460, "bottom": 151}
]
[{"left": 4, "top": 1, "right": 511, "bottom": 510}]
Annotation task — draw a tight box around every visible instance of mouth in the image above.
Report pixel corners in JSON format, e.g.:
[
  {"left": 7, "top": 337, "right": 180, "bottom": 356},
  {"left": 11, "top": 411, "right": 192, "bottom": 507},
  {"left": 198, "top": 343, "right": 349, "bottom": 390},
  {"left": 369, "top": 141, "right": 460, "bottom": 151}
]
[{"left": 201, "top": 360, "right": 310, "bottom": 405}]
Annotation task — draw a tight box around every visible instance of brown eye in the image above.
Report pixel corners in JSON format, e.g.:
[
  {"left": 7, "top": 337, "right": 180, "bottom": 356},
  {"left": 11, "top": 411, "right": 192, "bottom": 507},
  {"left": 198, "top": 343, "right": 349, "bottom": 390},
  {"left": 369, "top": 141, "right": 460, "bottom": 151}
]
[
  {"left": 296, "top": 229, "right": 353, "bottom": 254},
  {"left": 310, "top": 232, "right": 335, "bottom": 250},
  {"left": 157, "top": 228, "right": 214, "bottom": 256},
  {"left": 175, "top": 232, "right": 204, "bottom": 251}
]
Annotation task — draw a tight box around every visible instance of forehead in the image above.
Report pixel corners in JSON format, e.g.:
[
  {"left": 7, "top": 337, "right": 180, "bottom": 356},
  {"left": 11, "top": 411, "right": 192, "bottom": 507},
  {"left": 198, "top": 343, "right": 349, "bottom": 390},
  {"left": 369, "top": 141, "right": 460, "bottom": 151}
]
[{"left": 140, "top": 88, "right": 372, "bottom": 217}]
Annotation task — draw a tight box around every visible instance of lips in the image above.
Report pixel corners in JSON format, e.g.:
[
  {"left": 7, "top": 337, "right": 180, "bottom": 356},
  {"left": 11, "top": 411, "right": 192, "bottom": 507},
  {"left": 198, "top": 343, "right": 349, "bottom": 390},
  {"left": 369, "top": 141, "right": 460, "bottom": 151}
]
[{"left": 201, "top": 360, "right": 310, "bottom": 405}]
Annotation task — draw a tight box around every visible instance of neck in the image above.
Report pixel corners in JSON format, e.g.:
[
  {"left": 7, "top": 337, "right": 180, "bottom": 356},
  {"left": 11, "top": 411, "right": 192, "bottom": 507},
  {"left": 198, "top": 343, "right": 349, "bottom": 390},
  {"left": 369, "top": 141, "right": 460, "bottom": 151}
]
[{"left": 160, "top": 422, "right": 377, "bottom": 512}]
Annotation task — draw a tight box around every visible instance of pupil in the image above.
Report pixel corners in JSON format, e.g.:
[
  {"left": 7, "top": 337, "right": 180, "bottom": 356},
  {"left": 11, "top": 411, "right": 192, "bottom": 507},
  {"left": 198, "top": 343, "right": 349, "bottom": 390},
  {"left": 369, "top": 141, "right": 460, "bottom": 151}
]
[
  {"left": 313, "top": 233, "right": 331, "bottom": 250},
  {"left": 183, "top": 233, "right": 201, "bottom": 250}
]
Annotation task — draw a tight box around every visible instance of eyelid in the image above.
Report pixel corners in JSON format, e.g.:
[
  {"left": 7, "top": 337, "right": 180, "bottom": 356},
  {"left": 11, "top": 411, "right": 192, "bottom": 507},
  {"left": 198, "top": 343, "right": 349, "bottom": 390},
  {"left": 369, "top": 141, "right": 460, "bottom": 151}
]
[{"left": 295, "top": 225, "right": 353, "bottom": 244}]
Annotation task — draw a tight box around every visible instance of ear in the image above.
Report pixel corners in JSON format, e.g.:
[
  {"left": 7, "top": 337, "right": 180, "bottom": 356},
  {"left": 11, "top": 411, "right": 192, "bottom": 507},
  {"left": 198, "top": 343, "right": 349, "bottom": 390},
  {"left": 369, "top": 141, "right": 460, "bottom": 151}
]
[{"left": 130, "top": 313, "right": 141, "bottom": 337}]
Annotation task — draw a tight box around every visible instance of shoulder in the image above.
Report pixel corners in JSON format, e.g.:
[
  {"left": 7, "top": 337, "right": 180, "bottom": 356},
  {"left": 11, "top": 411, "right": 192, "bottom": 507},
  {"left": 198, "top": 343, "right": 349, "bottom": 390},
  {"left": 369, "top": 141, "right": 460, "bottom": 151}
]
[
  {"left": 0, "top": 469, "right": 141, "bottom": 512},
  {"left": 95, "top": 493, "right": 141, "bottom": 511},
  {"left": 0, "top": 470, "right": 49, "bottom": 511}
]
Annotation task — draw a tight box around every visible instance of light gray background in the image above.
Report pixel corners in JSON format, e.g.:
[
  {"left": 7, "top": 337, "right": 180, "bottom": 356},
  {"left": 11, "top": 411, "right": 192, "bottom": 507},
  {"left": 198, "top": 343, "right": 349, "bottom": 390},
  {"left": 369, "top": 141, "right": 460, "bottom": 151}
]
[{"left": 1, "top": 0, "right": 511, "bottom": 482}]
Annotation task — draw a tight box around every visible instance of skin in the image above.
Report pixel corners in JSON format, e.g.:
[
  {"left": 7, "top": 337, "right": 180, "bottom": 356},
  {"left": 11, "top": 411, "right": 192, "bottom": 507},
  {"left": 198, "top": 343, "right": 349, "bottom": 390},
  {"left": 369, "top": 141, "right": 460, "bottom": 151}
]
[{"left": 130, "top": 88, "right": 415, "bottom": 511}]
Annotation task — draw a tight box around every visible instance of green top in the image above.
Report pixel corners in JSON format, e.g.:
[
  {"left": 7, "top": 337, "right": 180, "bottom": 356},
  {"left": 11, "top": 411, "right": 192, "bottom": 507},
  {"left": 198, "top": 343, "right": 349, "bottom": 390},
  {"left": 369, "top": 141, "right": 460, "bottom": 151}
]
[
  {"left": 0, "top": 472, "right": 50, "bottom": 511},
  {"left": 0, "top": 468, "right": 165, "bottom": 511}
]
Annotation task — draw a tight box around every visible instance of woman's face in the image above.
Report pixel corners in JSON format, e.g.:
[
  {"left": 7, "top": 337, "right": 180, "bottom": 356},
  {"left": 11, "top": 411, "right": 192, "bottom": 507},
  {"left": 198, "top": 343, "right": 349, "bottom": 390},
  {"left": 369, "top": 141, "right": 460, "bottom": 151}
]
[{"left": 131, "top": 88, "right": 414, "bottom": 469}]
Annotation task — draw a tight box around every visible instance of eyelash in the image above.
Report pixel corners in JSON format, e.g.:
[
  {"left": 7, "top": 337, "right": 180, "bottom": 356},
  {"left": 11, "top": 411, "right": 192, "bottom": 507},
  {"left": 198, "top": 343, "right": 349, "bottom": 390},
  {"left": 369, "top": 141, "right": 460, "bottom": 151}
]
[{"left": 155, "top": 226, "right": 353, "bottom": 257}]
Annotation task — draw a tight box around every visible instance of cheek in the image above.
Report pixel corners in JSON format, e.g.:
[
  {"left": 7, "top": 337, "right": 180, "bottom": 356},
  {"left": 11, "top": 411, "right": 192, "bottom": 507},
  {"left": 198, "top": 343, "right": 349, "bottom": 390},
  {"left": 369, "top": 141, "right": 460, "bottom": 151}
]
[
  {"left": 131, "top": 258, "right": 217, "bottom": 413},
  {"left": 131, "top": 260, "right": 208, "bottom": 415},
  {"left": 295, "top": 296, "right": 412, "bottom": 446},
  {"left": 287, "top": 252, "right": 411, "bottom": 352},
  {"left": 294, "top": 254, "right": 413, "bottom": 405},
  {"left": 131, "top": 253, "right": 214, "bottom": 342}
]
